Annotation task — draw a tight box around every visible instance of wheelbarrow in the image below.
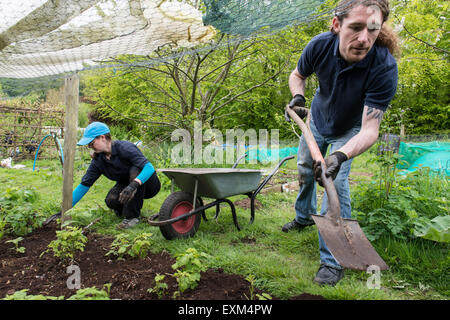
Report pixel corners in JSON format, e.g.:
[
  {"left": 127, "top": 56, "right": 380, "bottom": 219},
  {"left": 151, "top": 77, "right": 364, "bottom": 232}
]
[
  {"left": 148, "top": 154, "right": 294, "bottom": 240},
  {"left": 285, "top": 105, "right": 388, "bottom": 271}
]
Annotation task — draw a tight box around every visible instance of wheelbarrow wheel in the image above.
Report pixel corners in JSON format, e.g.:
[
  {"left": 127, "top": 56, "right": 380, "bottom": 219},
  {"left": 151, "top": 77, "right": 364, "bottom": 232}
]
[{"left": 159, "top": 191, "right": 202, "bottom": 240}]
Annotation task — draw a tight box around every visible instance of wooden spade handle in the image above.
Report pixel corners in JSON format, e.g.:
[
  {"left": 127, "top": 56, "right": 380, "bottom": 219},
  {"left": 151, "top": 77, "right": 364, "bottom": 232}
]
[{"left": 285, "top": 105, "right": 341, "bottom": 220}]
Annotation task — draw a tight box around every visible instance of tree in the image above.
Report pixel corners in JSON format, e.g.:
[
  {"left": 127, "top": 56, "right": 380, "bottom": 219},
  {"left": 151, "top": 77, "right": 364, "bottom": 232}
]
[
  {"left": 81, "top": 0, "right": 336, "bottom": 141},
  {"left": 81, "top": 34, "right": 290, "bottom": 139},
  {"left": 382, "top": 0, "right": 450, "bottom": 135}
]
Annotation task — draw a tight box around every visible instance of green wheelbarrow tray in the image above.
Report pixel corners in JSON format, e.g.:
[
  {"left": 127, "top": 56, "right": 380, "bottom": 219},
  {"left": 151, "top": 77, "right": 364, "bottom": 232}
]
[
  {"left": 148, "top": 155, "right": 294, "bottom": 240},
  {"left": 286, "top": 105, "right": 388, "bottom": 271},
  {"left": 158, "top": 168, "right": 264, "bottom": 199}
]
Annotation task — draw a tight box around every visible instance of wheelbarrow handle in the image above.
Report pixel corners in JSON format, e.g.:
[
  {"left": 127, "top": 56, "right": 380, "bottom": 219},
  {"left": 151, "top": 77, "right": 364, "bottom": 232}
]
[
  {"left": 254, "top": 155, "right": 295, "bottom": 196},
  {"left": 285, "top": 105, "right": 340, "bottom": 221},
  {"left": 232, "top": 151, "right": 249, "bottom": 169}
]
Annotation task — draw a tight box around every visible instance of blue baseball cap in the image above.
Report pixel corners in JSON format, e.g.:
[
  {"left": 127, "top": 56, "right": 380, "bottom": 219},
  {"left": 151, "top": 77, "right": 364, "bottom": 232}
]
[{"left": 77, "top": 122, "right": 110, "bottom": 146}]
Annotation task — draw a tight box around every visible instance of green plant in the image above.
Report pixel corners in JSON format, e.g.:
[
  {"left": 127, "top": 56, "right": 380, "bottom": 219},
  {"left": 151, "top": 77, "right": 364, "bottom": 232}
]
[
  {"left": 67, "top": 284, "right": 112, "bottom": 300},
  {"left": 371, "top": 139, "right": 405, "bottom": 206},
  {"left": 106, "top": 233, "right": 153, "bottom": 260},
  {"left": 244, "top": 274, "right": 272, "bottom": 300},
  {"left": 172, "top": 270, "right": 200, "bottom": 293},
  {"left": 353, "top": 168, "right": 449, "bottom": 241},
  {"left": 128, "top": 233, "right": 153, "bottom": 259},
  {"left": 6, "top": 236, "right": 25, "bottom": 254},
  {"left": 147, "top": 274, "right": 169, "bottom": 299},
  {"left": 106, "top": 233, "right": 129, "bottom": 260},
  {"left": 414, "top": 215, "right": 450, "bottom": 243},
  {"left": 0, "top": 187, "right": 40, "bottom": 236},
  {"left": 256, "top": 293, "right": 272, "bottom": 300},
  {"left": 3, "top": 289, "right": 63, "bottom": 300},
  {"left": 42, "top": 226, "right": 88, "bottom": 262},
  {"left": 171, "top": 248, "right": 210, "bottom": 293},
  {"left": 0, "top": 216, "right": 7, "bottom": 240},
  {"left": 245, "top": 274, "right": 257, "bottom": 300},
  {"left": 172, "top": 247, "right": 210, "bottom": 272}
]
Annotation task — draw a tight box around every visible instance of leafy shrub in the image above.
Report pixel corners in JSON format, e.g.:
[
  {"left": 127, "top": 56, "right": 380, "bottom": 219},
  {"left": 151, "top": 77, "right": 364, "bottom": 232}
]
[
  {"left": 353, "top": 168, "right": 449, "bottom": 241},
  {"left": 0, "top": 187, "right": 40, "bottom": 237},
  {"left": 43, "top": 226, "right": 88, "bottom": 262},
  {"left": 171, "top": 248, "right": 210, "bottom": 293},
  {"left": 106, "top": 233, "right": 153, "bottom": 260}
]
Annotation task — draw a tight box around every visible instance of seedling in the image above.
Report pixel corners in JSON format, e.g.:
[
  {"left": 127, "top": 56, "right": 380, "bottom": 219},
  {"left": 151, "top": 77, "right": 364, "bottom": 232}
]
[
  {"left": 147, "top": 274, "right": 169, "bottom": 299},
  {"left": 3, "top": 289, "right": 63, "bottom": 300},
  {"left": 67, "top": 284, "right": 112, "bottom": 300},
  {"left": 244, "top": 274, "right": 272, "bottom": 300},
  {"left": 245, "top": 274, "right": 256, "bottom": 300},
  {"left": 6, "top": 236, "right": 25, "bottom": 254},
  {"left": 106, "top": 234, "right": 130, "bottom": 260}
]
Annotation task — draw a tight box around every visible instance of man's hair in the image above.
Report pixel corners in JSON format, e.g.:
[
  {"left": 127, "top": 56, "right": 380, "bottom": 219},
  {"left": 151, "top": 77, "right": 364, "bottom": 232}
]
[{"left": 331, "top": 0, "right": 400, "bottom": 56}]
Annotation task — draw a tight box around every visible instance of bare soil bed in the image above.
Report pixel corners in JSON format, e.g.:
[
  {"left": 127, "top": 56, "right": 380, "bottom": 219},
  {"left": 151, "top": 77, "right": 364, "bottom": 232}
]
[{"left": 0, "top": 223, "right": 325, "bottom": 300}]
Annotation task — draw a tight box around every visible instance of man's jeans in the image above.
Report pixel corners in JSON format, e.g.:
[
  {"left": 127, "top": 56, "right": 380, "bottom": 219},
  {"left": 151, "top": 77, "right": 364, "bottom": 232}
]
[{"left": 295, "top": 118, "right": 360, "bottom": 269}]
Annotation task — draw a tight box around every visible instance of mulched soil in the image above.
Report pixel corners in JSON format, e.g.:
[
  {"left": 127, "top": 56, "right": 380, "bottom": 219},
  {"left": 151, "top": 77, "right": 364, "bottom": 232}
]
[{"left": 0, "top": 223, "right": 325, "bottom": 300}]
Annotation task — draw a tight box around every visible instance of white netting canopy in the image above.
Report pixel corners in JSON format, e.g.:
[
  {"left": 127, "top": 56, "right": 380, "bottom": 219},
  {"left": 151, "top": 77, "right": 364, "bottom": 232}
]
[
  {"left": 0, "top": 0, "right": 333, "bottom": 80},
  {"left": 0, "top": 0, "right": 216, "bottom": 79}
]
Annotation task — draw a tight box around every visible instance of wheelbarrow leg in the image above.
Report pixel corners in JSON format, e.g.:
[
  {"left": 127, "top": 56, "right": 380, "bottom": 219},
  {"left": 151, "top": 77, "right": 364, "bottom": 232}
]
[
  {"left": 198, "top": 197, "right": 207, "bottom": 221},
  {"left": 212, "top": 199, "right": 239, "bottom": 231},
  {"left": 250, "top": 194, "right": 256, "bottom": 225},
  {"left": 245, "top": 192, "right": 256, "bottom": 225},
  {"left": 214, "top": 203, "right": 221, "bottom": 221},
  {"left": 221, "top": 198, "right": 240, "bottom": 231}
]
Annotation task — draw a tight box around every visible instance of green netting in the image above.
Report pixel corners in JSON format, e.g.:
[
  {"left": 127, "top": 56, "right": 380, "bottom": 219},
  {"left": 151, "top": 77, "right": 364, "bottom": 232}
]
[
  {"left": 397, "top": 141, "right": 450, "bottom": 176},
  {"left": 247, "top": 146, "right": 298, "bottom": 163},
  {"left": 203, "top": 0, "right": 327, "bottom": 35}
]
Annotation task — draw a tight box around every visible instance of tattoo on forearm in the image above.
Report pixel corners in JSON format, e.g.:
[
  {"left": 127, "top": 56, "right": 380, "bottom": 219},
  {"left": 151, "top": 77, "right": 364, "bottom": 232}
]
[{"left": 366, "top": 107, "right": 384, "bottom": 123}]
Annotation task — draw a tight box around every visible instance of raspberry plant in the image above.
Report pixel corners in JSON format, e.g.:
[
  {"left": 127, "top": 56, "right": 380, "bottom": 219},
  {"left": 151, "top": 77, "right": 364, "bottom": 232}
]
[
  {"left": 42, "top": 226, "right": 88, "bottom": 263},
  {"left": 171, "top": 248, "right": 210, "bottom": 293}
]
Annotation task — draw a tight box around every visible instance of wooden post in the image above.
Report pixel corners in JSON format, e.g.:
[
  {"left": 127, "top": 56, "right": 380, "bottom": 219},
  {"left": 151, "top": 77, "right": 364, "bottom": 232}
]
[{"left": 61, "top": 74, "right": 79, "bottom": 225}]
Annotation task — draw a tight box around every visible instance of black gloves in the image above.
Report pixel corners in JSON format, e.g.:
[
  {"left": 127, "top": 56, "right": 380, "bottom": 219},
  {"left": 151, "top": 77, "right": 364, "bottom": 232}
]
[
  {"left": 119, "top": 180, "right": 140, "bottom": 204},
  {"left": 285, "top": 94, "right": 308, "bottom": 122},
  {"left": 313, "top": 151, "right": 348, "bottom": 187}
]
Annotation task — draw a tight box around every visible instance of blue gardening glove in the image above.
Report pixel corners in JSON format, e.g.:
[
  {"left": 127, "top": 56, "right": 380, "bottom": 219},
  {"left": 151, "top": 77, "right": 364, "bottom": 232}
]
[
  {"left": 285, "top": 94, "right": 308, "bottom": 122},
  {"left": 118, "top": 180, "right": 140, "bottom": 204},
  {"left": 313, "top": 151, "right": 348, "bottom": 187}
]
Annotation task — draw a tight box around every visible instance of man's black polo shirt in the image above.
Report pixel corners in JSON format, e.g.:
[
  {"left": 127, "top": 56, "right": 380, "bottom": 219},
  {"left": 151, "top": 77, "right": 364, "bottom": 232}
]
[
  {"left": 297, "top": 31, "right": 398, "bottom": 137},
  {"left": 81, "top": 140, "right": 149, "bottom": 187}
]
